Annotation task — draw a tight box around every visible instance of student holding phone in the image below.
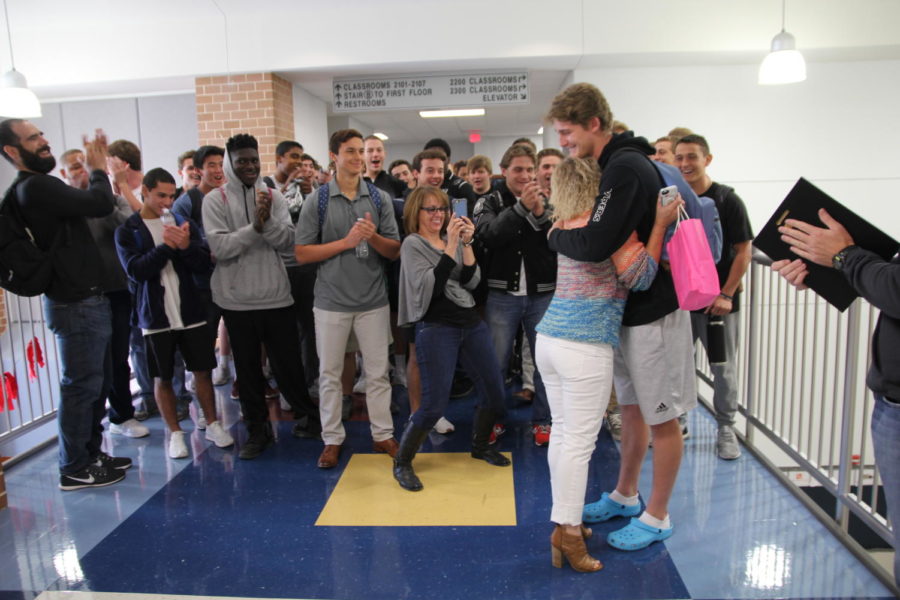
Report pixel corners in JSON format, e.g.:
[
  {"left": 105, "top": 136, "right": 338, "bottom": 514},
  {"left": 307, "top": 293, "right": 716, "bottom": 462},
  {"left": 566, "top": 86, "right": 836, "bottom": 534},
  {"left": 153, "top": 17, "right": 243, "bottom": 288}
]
[{"left": 394, "top": 186, "right": 510, "bottom": 492}]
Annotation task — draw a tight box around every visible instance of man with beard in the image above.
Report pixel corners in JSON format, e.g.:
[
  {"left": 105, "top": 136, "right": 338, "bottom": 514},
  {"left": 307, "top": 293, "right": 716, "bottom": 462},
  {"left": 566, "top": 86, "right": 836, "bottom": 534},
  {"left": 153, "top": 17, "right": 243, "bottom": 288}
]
[
  {"left": 202, "top": 133, "right": 321, "bottom": 459},
  {"left": 0, "top": 119, "right": 130, "bottom": 490},
  {"left": 59, "top": 148, "right": 149, "bottom": 440}
]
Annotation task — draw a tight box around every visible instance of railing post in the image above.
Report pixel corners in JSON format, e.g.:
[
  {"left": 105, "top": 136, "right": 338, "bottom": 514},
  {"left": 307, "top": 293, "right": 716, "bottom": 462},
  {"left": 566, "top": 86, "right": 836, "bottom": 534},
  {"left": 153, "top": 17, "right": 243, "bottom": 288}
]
[
  {"left": 835, "top": 299, "right": 862, "bottom": 530},
  {"left": 744, "top": 263, "right": 760, "bottom": 446}
]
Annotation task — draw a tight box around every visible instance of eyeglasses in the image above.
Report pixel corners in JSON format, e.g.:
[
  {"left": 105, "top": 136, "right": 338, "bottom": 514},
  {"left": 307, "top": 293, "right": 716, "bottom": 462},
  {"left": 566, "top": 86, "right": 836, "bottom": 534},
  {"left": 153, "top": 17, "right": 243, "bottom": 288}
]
[{"left": 420, "top": 206, "right": 449, "bottom": 214}]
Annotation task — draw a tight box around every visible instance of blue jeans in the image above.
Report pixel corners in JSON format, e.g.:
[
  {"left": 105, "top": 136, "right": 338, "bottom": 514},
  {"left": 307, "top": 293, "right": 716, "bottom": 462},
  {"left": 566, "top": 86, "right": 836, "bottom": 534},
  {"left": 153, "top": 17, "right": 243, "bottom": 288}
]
[
  {"left": 412, "top": 320, "right": 506, "bottom": 431},
  {"left": 44, "top": 295, "right": 113, "bottom": 474},
  {"left": 484, "top": 290, "right": 552, "bottom": 424},
  {"left": 872, "top": 394, "right": 900, "bottom": 586}
]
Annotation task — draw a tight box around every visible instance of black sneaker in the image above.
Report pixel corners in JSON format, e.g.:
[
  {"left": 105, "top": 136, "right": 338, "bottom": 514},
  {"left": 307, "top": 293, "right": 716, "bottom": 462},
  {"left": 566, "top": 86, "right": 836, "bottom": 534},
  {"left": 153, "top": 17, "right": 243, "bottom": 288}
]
[
  {"left": 93, "top": 451, "right": 132, "bottom": 471},
  {"left": 291, "top": 423, "right": 321, "bottom": 440},
  {"left": 59, "top": 464, "right": 125, "bottom": 491},
  {"left": 239, "top": 434, "right": 272, "bottom": 460},
  {"left": 292, "top": 416, "right": 322, "bottom": 440}
]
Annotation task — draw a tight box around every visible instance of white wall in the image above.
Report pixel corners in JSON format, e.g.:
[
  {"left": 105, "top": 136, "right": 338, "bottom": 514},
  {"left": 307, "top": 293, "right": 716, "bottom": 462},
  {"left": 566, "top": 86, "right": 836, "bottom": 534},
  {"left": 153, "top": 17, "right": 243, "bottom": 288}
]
[
  {"left": 574, "top": 59, "right": 900, "bottom": 240},
  {"left": 0, "top": 93, "right": 198, "bottom": 191},
  {"left": 292, "top": 85, "right": 329, "bottom": 167}
]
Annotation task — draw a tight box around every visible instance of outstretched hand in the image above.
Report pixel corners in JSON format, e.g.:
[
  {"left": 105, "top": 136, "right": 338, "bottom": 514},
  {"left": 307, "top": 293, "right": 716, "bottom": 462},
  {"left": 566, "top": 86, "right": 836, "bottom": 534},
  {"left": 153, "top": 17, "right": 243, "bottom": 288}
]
[
  {"left": 778, "top": 208, "right": 854, "bottom": 267},
  {"left": 83, "top": 129, "right": 109, "bottom": 172}
]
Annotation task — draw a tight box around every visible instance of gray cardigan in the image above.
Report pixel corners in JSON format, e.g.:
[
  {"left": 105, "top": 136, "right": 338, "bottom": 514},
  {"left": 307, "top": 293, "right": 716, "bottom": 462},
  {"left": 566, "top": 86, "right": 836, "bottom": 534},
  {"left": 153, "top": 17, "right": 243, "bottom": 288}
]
[{"left": 397, "top": 234, "right": 480, "bottom": 327}]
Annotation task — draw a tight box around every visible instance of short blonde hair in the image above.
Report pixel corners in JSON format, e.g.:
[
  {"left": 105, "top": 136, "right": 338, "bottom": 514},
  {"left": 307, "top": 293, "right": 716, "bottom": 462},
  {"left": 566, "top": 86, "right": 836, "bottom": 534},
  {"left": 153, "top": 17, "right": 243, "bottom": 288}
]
[
  {"left": 403, "top": 186, "right": 449, "bottom": 235},
  {"left": 549, "top": 157, "right": 601, "bottom": 222}
]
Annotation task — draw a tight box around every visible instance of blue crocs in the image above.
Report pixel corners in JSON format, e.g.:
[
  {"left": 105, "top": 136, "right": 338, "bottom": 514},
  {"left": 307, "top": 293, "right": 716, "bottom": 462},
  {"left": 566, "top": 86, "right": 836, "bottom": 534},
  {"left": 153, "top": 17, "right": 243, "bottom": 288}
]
[
  {"left": 607, "top": 517, "right": 673, "bottom": 551},
  {"left": 582, "top": 492, "right": 642, "bottom": 524}
]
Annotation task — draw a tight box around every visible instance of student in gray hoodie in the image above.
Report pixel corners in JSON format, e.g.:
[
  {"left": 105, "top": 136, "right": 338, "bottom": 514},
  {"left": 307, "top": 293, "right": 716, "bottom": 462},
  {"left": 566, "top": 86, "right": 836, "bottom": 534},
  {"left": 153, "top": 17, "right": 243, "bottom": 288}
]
[{"left": 202, "top": 133, "right": 320, "bottom": 459}]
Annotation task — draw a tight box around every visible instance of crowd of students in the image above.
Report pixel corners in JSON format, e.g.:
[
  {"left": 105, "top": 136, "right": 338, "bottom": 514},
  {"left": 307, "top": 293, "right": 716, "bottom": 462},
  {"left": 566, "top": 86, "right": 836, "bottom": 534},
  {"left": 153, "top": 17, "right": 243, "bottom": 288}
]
[{"left": 17, "top": 79, "right": 895, "bottom": 578}]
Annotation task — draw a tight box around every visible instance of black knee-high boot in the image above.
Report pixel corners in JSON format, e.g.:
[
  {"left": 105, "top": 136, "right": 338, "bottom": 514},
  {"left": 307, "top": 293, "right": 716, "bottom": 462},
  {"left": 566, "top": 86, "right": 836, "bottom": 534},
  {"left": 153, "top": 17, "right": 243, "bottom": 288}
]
[
  {"left": 471, "top": 408, "right": 512, "bottom": 466},
  {"left": 393, "top": 420, "right": 429, "bottom": 491}
]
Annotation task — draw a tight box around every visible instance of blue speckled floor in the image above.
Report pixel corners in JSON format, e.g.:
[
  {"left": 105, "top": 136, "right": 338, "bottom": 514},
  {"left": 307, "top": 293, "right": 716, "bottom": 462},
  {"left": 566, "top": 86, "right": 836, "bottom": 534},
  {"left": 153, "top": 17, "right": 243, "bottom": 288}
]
[{"left": 0, "top": 384, "right": 892, "bottom": 600}]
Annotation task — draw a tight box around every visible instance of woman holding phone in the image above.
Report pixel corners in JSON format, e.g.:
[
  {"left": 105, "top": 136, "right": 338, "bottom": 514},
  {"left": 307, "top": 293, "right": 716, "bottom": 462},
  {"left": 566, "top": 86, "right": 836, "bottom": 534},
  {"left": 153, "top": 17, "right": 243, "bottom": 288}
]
[{"left": 394, "top": 186, "right": 510, "bottom": 491}]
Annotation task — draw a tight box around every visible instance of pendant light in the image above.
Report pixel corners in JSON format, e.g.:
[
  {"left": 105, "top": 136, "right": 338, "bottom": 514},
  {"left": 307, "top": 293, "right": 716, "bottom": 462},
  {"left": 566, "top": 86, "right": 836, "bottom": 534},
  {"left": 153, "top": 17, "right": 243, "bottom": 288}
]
[
  {"left": 758, "top": 0, "right": 807, "bottom": 85},
  {"left": 0, "top": 0, "right": 40, "bottom": 118}
]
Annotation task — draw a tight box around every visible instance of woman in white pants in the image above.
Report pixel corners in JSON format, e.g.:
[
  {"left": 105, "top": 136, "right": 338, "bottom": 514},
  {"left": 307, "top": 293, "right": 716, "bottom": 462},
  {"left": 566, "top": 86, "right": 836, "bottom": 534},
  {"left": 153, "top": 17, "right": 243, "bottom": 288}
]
[{"left": 535, "top": 157, "right": 680, "bottom": 572}]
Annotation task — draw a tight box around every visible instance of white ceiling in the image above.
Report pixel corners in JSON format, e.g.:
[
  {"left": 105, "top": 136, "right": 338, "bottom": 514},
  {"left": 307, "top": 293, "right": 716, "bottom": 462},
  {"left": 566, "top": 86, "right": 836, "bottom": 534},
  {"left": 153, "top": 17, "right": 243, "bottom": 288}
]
[{"left": 7, "top": 0, "right": 900, "bottom": 144}]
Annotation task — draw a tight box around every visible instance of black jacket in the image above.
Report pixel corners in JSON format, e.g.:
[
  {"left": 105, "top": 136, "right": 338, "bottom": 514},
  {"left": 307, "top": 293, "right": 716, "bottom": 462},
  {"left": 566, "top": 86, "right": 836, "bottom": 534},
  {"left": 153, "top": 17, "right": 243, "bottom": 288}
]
[
  {"left": 843, "top": 248, "right": 900, "bottom": 401},
  {"left": 367, "top": 170, "right": 406, "bottom": 200},
  {"left": 474, "top": 180, "right": 556, "bottom": 294},
  {"left": 115, "top": 211, "right": 211, "bottom": 330},
  {"left": 548, "top": 132, "right": 678, "bottom": 326},
  {"left": 444, "top": 170, "right": 479, "bottom": 215},
  {"left": 16, "top": 169, "right": 115, "bottom": 302}
]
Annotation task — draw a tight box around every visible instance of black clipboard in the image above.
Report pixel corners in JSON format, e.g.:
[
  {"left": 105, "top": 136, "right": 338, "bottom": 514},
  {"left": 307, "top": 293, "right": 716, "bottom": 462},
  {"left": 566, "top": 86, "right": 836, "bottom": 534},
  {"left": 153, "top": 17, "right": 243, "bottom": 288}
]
[{"left": 753, "top": 177, "right": 900, "bottom": 312}]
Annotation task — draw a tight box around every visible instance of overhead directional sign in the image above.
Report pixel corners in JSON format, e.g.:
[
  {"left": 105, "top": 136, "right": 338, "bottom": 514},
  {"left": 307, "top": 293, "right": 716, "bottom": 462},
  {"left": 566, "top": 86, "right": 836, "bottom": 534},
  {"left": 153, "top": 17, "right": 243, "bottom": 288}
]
[{"left": 332, "top": 72, "right": 529, "bottom": 112}]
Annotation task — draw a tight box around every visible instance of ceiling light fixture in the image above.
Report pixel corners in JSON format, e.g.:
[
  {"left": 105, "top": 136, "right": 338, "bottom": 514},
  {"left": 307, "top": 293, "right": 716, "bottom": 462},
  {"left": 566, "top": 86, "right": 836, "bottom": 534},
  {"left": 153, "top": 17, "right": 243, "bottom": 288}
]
[
  {"left": 758, "top": 0, "right": 807, "bottom": 85},
  {"left": 0, "top": 0, "right": 40, "bottom": 118},
  {"left": 373, "top": 132, "right": 389, "bottom": 141},
  {"left": 420, "top": 108, "right": 485, "bottom": 119}
]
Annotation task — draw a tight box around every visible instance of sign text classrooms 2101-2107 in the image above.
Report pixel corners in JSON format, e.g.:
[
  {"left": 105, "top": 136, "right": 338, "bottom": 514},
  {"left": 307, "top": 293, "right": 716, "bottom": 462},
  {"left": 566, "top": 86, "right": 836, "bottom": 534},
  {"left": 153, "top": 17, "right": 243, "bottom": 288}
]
[{"left": 332, "top": 73, "right": 529, "bottom": 112}]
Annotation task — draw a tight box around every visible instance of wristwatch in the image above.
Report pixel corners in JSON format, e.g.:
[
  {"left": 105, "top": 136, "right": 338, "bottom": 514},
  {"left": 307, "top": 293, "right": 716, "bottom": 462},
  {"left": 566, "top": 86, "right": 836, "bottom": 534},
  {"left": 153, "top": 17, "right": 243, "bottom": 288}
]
[{"left": 831, "top": 245, "right": 857, "bottom": 271}]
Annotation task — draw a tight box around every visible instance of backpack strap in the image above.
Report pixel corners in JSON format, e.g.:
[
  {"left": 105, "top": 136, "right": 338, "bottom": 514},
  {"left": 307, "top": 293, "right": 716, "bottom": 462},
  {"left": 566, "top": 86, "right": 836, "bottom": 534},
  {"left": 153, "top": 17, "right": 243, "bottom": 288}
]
[
  {"left": 316, "top": 182, "right": 384, "bottom": 244},
  {"left": 364, "top": 180, "right": 384, "bottom": 216},
  {"left": 317, "top": 184, "right": 330, "bottom": 243}
]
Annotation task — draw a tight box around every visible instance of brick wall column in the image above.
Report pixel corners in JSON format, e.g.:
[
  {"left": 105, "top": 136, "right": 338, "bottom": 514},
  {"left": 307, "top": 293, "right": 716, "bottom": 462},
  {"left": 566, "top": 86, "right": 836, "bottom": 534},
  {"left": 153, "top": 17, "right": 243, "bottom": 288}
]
[{"left": 194, "top": 73, "right": 295, "bottom": 175}]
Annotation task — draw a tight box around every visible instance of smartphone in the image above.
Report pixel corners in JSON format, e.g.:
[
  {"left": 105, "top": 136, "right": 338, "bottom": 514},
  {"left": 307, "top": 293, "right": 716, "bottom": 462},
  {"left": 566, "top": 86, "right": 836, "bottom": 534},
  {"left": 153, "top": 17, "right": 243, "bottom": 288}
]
[
  {"left": 452, "top": 199, "right": 468, "bottom": 219},
  {"left": 659, "top": 185, "right": 678, "bottom": 206}
]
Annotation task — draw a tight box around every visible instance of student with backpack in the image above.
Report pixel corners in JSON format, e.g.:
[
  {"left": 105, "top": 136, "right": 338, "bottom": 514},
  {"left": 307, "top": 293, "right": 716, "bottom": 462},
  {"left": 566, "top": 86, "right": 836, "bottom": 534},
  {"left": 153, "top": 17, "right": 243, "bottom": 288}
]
[
  {"left": 295, "top": 129, "right": 401, "bottom": 470},
  {"left": 674, "top": 134, "right": 754, "bottom": 460},
  {"left": 0, "top": 119, "right": 130, "bottom": 490}
]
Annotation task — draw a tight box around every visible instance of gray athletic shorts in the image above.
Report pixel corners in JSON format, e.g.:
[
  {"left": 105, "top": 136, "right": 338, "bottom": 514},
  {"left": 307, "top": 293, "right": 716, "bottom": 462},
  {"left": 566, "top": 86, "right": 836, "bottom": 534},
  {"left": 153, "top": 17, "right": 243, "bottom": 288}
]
[{"left": 613, "top": 309, "right": 697, "bottom": 426}]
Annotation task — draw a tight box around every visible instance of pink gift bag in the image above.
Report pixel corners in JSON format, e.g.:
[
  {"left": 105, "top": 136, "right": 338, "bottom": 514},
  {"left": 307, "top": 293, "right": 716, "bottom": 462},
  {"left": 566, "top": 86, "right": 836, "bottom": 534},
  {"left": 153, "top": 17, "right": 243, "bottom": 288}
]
[{"left": 666, "top": 206, "right": 719, "bottom": 311}]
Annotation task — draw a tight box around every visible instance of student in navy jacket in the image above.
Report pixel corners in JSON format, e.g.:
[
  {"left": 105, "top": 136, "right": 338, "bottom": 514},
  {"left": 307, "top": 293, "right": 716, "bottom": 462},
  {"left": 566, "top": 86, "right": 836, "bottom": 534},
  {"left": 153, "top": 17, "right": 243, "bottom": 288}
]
[{"left": 115, "top": 168, "right": 234, "bottom": 459}]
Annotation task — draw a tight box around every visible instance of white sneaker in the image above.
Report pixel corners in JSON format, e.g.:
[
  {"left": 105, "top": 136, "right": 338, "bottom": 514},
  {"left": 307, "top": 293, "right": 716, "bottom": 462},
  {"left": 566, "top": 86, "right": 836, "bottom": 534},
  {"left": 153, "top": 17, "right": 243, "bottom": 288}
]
[
  {"left": 168, "top": 431, "right": 188, "bottom": 459},
  {"left": 279, "top": 397, "right": 292, "bottom": 411},
  {"left": 353, "top": 374, "right": 367, "bottom": 394},
  {"left": 716, "top": 425, "right": 742, "bottom": 460},
  {"left": 212, "top": 357, "right": 232, "bottom": 386},
  {"left": 109, "top": 418, "right": 150, "bottom": 438},
  {"left": 433, "top": 416, "right": 455, "bottom": 434},
  {"left": 205, "top": 421, "right": 234, "bottom": 448},
  {"left": 196, "top": 406, "right": 207, "bottom": 430}
]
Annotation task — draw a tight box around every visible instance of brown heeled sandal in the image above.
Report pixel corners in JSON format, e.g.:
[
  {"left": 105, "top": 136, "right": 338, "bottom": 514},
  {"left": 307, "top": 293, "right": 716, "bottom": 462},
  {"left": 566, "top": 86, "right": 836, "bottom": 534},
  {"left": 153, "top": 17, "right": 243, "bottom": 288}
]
[
  {"left": 550, "top": 524, "right": 592, "bottom": 545},
  {"left": 550, "top": 525, "right": 603, "bottom": 572}
]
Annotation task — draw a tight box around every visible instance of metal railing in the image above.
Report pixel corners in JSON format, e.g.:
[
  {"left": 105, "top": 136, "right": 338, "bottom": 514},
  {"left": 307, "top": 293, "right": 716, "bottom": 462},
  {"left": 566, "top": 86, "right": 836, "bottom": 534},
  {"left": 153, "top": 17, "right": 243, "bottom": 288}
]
[
  {"left": 695, "top": 255, "right": 896, "bottom": 593},
  {"left": 0, "top": 291, "right": 61, "bottom": 449}
]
